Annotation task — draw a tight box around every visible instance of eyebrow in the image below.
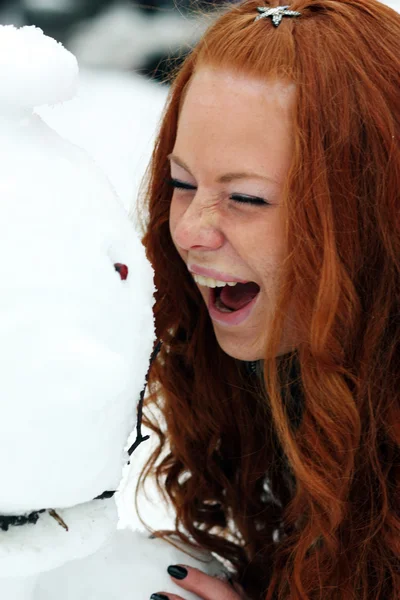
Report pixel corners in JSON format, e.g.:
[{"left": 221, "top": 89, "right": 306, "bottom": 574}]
[{"left": 167, "top": 153, "right": 279, "bottom": 185}]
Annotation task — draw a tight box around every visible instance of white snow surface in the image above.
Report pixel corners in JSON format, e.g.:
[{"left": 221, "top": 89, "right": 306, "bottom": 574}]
[
  {"left": 0, "top": 23, "right": 224, "bottom": 600},
  {"left": 0, "top": 108, "right": 155, "bottom": 512},
  {"left": 6, "top": 532, "right": 225, "bottom": 600},
  {"left": 0, "top": 25, "right": 78, "bottom": 110},
  {"left": 0, "top": 499, "right": 118, "bottom": 577},
  {"left": 0, "top": 24, "right": 157, "bottom": 578},
  {"left": 382, "top": 0, "right": 400, "bottom": 9},
  {"left": 33, "top": 532, "right": 225, "bottom": 600},
  {"left": 38, "top": 67, "right": 168, "bottom": 217}
]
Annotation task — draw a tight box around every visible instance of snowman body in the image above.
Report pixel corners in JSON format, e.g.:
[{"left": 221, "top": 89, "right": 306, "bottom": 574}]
[
  {"left": 4, "top": 531, "right": 223, "bottom": 600},
  {"left": 0, "top": 25, "right": 224, "bottom": 600}
]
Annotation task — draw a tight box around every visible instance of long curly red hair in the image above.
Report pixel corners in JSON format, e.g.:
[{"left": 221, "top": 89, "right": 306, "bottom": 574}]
[{"left": 136, "top": 1, "right": 400, "bottom": 598}]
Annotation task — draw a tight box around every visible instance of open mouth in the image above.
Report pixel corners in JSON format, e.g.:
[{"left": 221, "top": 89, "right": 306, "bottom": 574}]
[{"left": 211, "top": 281, "right": 260, "bottom": 313}]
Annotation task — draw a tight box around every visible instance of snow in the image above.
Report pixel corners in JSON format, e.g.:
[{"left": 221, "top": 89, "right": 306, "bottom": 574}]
[
  {"left": 0, "top": 500, "right": 118, "bottom": 577},
  {"left": 382, "top": 0, "right": 400, "bottom": 9},
  {"left": 0, "top": 106, "right": 155, "bottom": 513},
  {"left": 32, "top": 532, "right": 225, "bottom": 600},
  {"left": 0, "top": 23, "right": 226, "bottom": 600},
  {"left": 66, "top": 2, "right": 207, "bottom": 71},
  {"left": 0, "top": 25, "right": 78, "bottom": 109},
  {"left": 38, "top": 67, "right": 168, "bottom": 218},
  {"left": 23, "top": 0, "right": 75, "bottom": 11},
  {"left": 0, "top": 23, "right": 158, "bottom": 578},
  {"left": 3, "top": 532, "right": 225, "bottom": 600},
  {"left": 36, "top": 66, "right": 174, "bottom": 535}
]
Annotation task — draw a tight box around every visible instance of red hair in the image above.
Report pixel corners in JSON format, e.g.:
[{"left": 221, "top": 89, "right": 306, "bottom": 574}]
[{"left": 137, "top": 1, "right": 400, "bottom": 598}]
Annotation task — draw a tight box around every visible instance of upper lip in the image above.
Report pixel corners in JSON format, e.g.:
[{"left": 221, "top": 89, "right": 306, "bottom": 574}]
[{"left": 188, "top": 264, "right": 250, "bottom": 284}]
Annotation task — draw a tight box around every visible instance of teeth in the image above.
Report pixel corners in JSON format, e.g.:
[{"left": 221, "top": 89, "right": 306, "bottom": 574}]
[{"left": 192, "top": 274, "right": 238, "bottom": 288}]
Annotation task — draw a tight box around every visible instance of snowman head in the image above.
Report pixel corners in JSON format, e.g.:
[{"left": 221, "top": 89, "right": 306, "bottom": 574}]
[{"left": 0, "top": 26, "right": 155, "bottom": 523}]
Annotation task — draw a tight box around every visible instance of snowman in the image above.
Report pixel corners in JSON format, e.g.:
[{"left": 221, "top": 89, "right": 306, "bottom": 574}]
[{"left": 0, "top": 25, "right": 225, "bottom": 600}]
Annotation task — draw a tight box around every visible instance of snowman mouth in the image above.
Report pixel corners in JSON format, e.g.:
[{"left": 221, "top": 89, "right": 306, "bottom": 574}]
[{"left": 212, "top": 281, "right": 260, "bottom": 313}]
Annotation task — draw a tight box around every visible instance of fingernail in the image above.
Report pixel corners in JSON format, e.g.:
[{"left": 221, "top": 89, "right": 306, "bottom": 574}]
[
  {"left": 150, "top": 594, "right": 169, "bottom": 600},
  {"left": 167, "top": 565, "right": 188, "bottom": 580}
]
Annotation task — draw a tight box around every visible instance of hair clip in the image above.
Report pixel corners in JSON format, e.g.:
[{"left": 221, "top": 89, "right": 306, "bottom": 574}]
[{"left": 255, "top": 5, "right": 301, "bottom": 27}]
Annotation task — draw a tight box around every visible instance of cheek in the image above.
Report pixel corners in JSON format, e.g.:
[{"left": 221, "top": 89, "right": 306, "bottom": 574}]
[
  {"left": 169, "top": 197, "right": 187, "bottom": 261},
  {"left": 242, "top": 215, "right": 286, "bottom": 267},
  {"left": 232, "top": 227, "right": 271, "bottom": 269},
  {"left": 169, "top": 197, "right": 179, "bottom": 247}
]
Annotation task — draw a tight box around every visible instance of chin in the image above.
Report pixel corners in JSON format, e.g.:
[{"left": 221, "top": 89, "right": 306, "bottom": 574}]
[
  {"left": 214, "top": 330, "right": 297, "bottom": 362},
  {"left": 214, "top": 333, "right": 264, "bottom": 362}
]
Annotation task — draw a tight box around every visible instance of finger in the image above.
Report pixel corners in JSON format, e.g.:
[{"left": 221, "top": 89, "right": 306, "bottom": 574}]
[{"left": 167, "top": 565, "right": 241, "bottom": 600}]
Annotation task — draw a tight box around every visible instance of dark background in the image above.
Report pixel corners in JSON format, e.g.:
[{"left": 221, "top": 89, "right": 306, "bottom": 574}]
[{"left": 0, "top": 0, "right": 221, "bottom": 82}]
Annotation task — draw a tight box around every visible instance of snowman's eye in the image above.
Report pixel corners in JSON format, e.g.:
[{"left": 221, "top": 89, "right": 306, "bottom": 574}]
[{"left": 114, "top": 263, "right": 129, "bottom": 280}]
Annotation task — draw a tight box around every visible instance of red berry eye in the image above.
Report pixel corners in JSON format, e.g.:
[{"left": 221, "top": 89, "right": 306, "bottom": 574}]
[{"left": 114, "top": 263, "right": 128, "bottom": 280}]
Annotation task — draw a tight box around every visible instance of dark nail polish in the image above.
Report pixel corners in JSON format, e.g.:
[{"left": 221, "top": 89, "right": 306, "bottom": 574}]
[
  {"left": 167, "top": 565, "right": 188, "bottom": 580},
  {"left": 150, "top": 594, "right": 169, "bottom": 600}
]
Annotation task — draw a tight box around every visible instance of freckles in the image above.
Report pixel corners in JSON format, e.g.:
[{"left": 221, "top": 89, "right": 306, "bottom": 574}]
[
  {"left": 169, "top": 202, "right": 183, "bottom": 239},
  {"left": 173, "top": 218, "right": 192, "bottom": 246},
  {"left": 169, "top": 223, "right": 183, "bottom": 256},
  {"left": 168, "top": 217, "right": 177, "bottom": 246},
  {"left": 256, "top": 260, "right": 281, "bottom": 297}
]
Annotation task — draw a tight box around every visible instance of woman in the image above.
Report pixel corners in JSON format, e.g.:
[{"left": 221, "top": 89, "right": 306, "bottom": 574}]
[{"left": 137, "top": 1, "right": 400, "bottom": 598}]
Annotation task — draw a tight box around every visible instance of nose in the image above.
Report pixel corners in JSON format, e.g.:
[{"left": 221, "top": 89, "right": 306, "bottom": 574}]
[{"left": 171, "top": 193, "right": 224, "bottom": 252}]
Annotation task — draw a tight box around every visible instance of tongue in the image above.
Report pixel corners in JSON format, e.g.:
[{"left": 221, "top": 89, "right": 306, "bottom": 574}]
[{"left": 220, "top": 282, "right": 260, "bottom": 311}]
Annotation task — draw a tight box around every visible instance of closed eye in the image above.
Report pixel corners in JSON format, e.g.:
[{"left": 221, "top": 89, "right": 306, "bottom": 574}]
[
  {"left": 167, "top": 178, "right": 270, "bottom": 206},
  {"left": 166, "top": 178, "right": 196, "bottom": 191},
  {"left": 230, "top": 194, "right": 270, "bottom": 206}
]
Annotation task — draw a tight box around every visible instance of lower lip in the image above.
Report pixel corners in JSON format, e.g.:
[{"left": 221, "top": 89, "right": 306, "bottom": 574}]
[{"left": 208, "top": 288, "right": 260, "bottom": 326}]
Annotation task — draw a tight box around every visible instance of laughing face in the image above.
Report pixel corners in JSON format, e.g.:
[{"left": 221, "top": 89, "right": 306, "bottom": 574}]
[{"left": 169, "top": 66, "right": 297, "bottom": 361}]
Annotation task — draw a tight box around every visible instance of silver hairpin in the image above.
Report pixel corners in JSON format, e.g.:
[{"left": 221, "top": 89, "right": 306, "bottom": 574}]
[{"left": 255, "top": 5, "right": 301, "bottom": 27}]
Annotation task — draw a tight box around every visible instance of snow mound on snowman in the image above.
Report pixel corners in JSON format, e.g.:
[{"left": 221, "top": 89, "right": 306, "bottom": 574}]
[{"left": 0, "top": 25, "right": 78, "bottom": 109}]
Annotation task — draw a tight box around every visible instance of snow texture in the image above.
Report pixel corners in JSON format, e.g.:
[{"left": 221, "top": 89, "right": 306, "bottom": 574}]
[
  {"left": 0, "top": 24, "right": 156, "bottom": 577},
  {"left": 0, "top": 24, "right": 226, "bottom": 599},
  {"left": 38, "top": 68, "right": 168, "bottom": 217},
  {"left": 0, "top": 109, "right": 155, "bottom": 514},
  {"left": 0, "top": 25, "right": 78, "bottom": 109},
  {"left": 5, "top": 532, "right": 225, "bottom": 600},
  {"left": 0, "top": 500, "right": 118, "bottom": 577},
  {"left": 382, "top": 0, "right": 400, "bottom": 9}
]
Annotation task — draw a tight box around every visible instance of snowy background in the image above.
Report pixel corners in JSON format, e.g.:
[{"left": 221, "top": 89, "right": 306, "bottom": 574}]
[
  {"left": 0, "top": 0, "right": 212, "bottom": 82},
  {"left": 0, "top": 0, "right": 216, "bottom": 216},
  {"left": 38, "top": 69, "right": 168, "bottom": 220}
]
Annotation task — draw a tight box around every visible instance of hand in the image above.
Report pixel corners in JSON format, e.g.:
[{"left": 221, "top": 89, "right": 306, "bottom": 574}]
[{"left": 150, "top": 564, "right": 245, "bottom": 600}]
